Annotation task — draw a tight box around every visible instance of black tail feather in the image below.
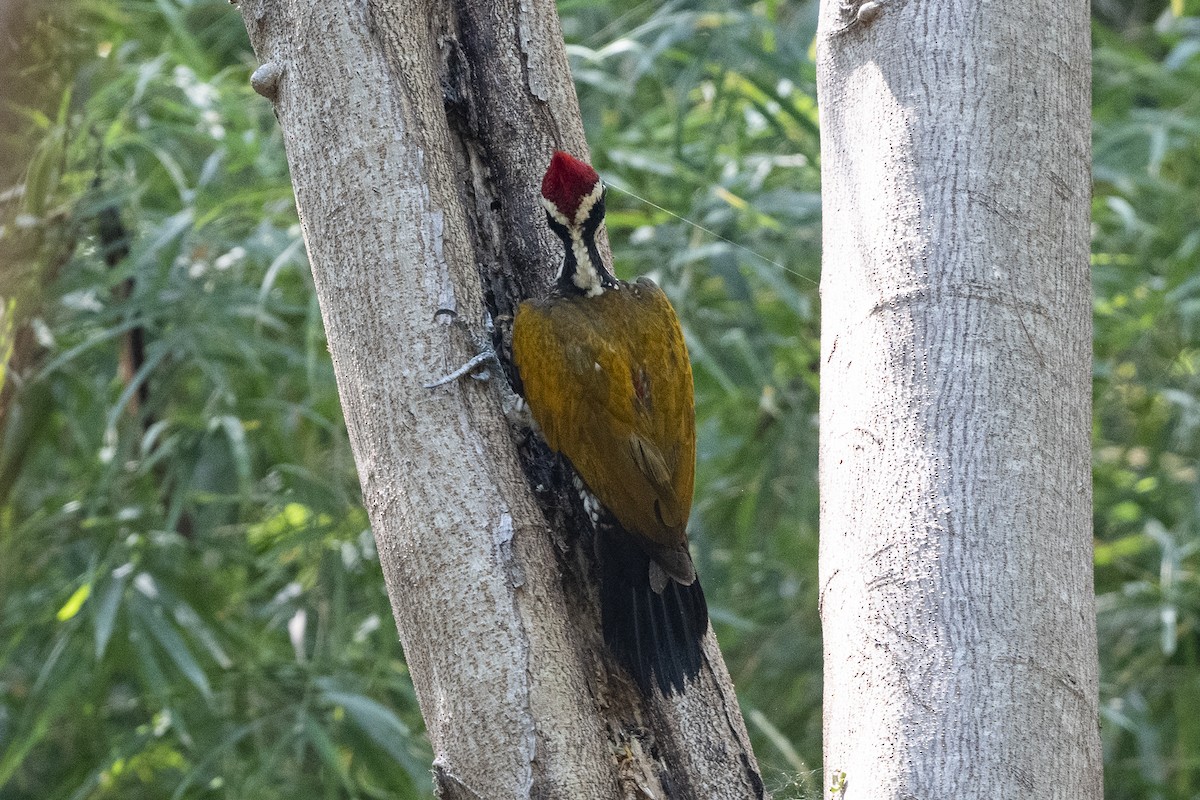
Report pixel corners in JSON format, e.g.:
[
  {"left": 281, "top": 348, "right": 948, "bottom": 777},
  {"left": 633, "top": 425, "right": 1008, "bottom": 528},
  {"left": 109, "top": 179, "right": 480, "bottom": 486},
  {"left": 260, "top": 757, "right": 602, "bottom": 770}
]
[{"left": 596, "top": 524, "right": 708, "bottom": 695}]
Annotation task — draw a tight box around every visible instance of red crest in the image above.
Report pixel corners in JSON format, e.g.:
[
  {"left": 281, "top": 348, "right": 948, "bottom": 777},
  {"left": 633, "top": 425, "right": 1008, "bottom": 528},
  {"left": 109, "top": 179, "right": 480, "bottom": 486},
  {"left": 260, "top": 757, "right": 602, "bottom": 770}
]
[{"left": 541, "top": 151, "right": 600, "bottom": 221}]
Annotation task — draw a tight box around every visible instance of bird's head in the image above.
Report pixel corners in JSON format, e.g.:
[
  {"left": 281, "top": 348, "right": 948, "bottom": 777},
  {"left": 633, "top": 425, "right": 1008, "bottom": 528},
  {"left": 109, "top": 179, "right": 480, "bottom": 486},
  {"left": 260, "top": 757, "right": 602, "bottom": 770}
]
[{"left": 540, "top": 151, "right": 615, "bottom": 297}]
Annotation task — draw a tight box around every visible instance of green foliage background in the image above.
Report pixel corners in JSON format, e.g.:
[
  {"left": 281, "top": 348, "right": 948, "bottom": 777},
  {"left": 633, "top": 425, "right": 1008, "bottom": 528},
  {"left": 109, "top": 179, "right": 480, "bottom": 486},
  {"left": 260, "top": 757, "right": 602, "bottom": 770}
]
[{"left": 0, "top": 0, "right": 1196, "bottom": 797}]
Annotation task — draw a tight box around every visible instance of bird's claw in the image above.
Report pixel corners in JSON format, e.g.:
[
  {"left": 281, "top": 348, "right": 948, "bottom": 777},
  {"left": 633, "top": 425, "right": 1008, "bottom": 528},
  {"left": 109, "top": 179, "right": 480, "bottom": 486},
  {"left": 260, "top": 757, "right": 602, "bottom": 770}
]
[
  {"left": 425, "top": 311, "right": 533, "bottom": 429},
  {"left": 423, "top": 350, "right": 496, "bottom": 389},
  {"left": 425, "top": 309, "right": 500, "bottom": 389}
]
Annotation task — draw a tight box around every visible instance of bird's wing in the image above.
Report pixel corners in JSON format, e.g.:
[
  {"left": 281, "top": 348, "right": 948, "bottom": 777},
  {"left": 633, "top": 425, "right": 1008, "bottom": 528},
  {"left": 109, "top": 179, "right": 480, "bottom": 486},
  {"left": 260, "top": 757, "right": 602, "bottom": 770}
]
[{"left": 512, "top": 279, "right": 696, "bottom": 554}]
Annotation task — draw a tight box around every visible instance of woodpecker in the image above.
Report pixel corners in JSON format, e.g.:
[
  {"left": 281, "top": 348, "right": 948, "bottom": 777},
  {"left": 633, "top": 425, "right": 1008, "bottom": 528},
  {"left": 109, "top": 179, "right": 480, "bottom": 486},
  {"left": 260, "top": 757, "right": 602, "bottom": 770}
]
[{"left": 512, "top": 151, "right": 708, "bottom": 694}]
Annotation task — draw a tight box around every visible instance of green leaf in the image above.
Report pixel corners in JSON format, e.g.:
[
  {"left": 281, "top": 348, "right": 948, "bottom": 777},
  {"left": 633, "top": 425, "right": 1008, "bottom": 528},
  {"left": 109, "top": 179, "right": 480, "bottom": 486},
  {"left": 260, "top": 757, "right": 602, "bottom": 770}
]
[
  {"left": 133, "top": 593, "right": 213, "bottom": 700},
  {"left": 302, "top": 715, "right": 356, "bottom": 794},
  {"left": 56, "top": 582, "right": 92, "bottom": 622},
  {"left": 93, "top": 566, "right": 130, "bottom": 659},
  {"left": 319, "top": 686, "right": 425, "bottom": 781}
]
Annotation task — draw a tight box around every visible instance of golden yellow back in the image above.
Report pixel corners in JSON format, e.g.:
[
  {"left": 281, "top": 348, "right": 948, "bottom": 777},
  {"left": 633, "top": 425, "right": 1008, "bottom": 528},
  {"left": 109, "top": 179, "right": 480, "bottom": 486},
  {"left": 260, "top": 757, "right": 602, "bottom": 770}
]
[{"left": 512, "top": 278, "right": 695, "bottom": 551}]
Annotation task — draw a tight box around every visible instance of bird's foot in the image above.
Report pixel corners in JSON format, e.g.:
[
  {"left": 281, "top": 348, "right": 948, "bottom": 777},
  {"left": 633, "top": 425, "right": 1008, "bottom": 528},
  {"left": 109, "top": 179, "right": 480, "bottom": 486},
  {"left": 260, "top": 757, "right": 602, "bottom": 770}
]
[
  {"left": 424, "top": 310, "right": 533, "bottom": 429},
  {"left": 424, "top": 310, "right": 499, "bottom": 389},
  {"left": 424, "top": 350, "right": 495, "bottom": 388}
]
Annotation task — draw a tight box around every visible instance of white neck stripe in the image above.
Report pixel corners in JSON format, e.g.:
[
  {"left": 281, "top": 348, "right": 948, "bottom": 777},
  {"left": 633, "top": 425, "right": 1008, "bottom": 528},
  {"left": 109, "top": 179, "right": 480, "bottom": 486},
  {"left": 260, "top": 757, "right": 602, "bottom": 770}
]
[
  {"left": 541, "top": 181, "right": 607, "bottom": 297},
  {"left": 572, "top": 180, "right": 604, "bottom": 225},
  {"left": 569, "top": 228, "right": 603, "bottom": 296}
]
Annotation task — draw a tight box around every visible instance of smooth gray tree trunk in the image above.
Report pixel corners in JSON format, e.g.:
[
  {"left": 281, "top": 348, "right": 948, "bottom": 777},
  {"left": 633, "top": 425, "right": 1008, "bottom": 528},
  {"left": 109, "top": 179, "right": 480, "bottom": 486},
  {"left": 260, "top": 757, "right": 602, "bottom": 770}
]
[
  {"left": 816, "top": 1, "right": 1101, "bottom": 798},
  {"left": 234, "top": 1, "right": 763, "bottom": 797}
]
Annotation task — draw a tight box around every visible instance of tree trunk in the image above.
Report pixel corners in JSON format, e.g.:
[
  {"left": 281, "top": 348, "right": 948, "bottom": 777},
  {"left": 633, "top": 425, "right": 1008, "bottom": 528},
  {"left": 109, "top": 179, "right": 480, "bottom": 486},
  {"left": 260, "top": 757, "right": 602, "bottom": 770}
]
[
  {"left": 234, "top": 1, "right": 763, "bottom": 797},
  {"left": 816, "top": 2, "right": 1101, "bottom": 798}
]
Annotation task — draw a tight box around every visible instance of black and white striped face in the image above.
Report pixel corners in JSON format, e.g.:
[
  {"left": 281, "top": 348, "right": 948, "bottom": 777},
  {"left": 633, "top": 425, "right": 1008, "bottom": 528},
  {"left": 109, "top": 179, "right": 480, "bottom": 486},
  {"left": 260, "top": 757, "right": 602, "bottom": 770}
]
[{"left": 541, "top": 182, "right": 616, "bottom": 297}]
